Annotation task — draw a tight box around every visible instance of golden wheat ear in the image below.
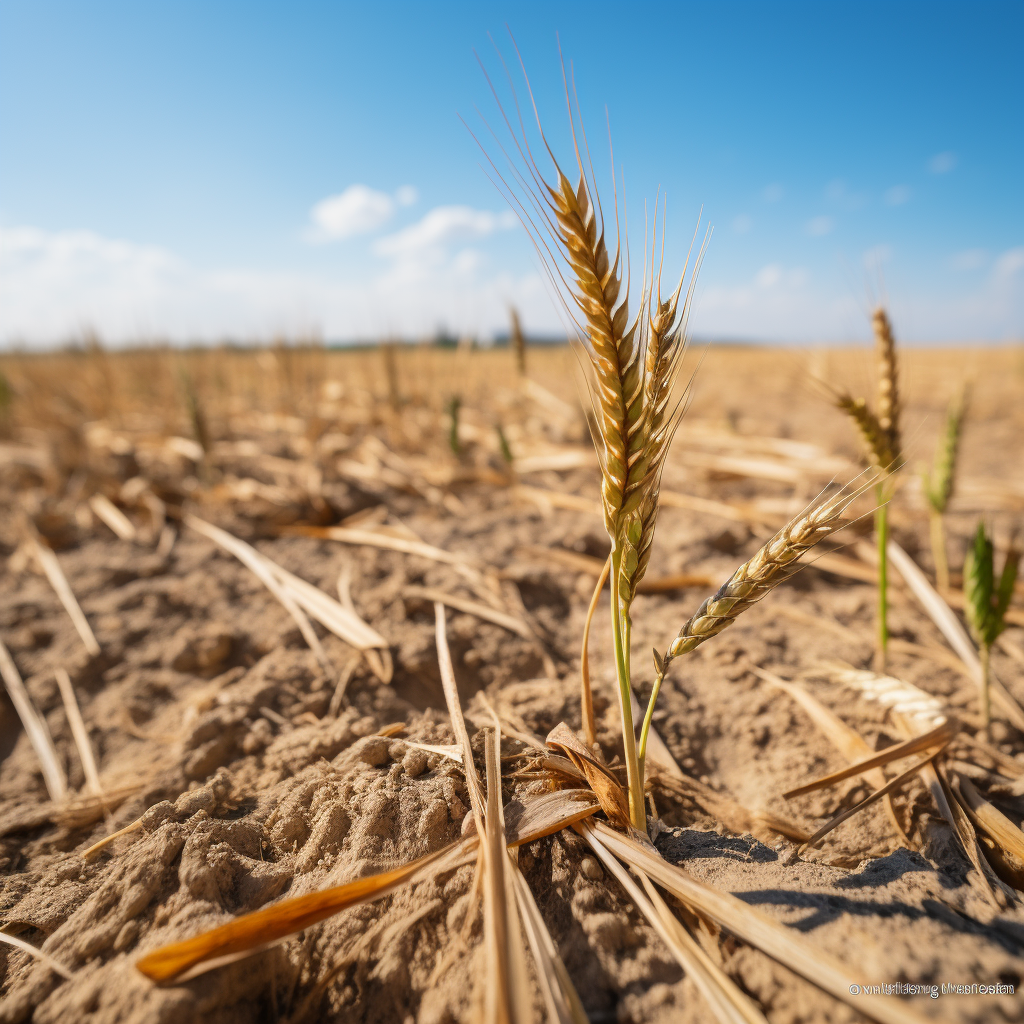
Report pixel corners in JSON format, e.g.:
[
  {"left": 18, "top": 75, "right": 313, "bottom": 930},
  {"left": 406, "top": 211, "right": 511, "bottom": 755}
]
[
  {"left": 661, "top": 478, "right": 876, "bottom": 667},
  {"left": 872, "top": 307, "right": 901, "bottom": 461}
]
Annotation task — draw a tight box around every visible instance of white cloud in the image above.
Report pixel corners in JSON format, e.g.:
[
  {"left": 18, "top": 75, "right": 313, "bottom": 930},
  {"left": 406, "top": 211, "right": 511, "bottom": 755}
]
[
  {"left": 753, "top": 264, "right": 807, "bottom": 290},
  {"left": 3, "top": 223, "right": 1021, "bottom": 348},
  {"left": 884, "top": 185, "right": 911, "bottom": 206},
  {"left": 929, "top": 151, "right": 957, "bottom": 174},
  {"left": 732, "top": 214, "right": 752, "bottom": 234},
  {"left": 805, "top": 215, "right": 833, "bottom": 237},
  {"left": 994, "top": 247, "right": 1024, "bottom": 281},
  {"left": 373, "top": 205, "right": 517, "bottom": 258},
  {"left": 453, "top": 248, "right": 484, "bottom": 275},
  {"left": 697, "top": 262, "right": 841, "bottom": 341},
  {"left": 308, "top": 184, "right": 396, "bottom": 240},
  {"left": 0, "top": 223, "right": 549, "bottom": 345},
  {"left": 762, "top": 183, "right": 783, "bottom": 203},
  {"left": 951, "top": 248, "right": 988, "bottom": 271}
]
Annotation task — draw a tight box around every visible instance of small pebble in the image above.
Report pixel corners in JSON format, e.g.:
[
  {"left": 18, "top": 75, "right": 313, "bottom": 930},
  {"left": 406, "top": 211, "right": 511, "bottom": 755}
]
[
  {"left": 356, "top": 736, "right": 390, "bottom": 766},
  {"left": 580, "top": 855, "right": 603, "bottom": 881},
  {"left": 402, "top": 748, "right": 429, "bottom": 777}
]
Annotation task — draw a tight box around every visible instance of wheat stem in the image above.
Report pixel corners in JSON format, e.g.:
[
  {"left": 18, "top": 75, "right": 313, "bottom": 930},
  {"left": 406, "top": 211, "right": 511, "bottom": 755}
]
[
  {"left": 580, "top": 555, "right": 610, "bottom": 748},
  {"left": 980, "top": 643, "right": 992, "bottom": 736},
  {"left": 637, "top": 667, "right": 664, "bottom": 785},
  {"left": 929, "top": 507, "right": 950, "bottom": 591},
  {"left": 610, "top": 549, "right": 644, "bottom": 830}
]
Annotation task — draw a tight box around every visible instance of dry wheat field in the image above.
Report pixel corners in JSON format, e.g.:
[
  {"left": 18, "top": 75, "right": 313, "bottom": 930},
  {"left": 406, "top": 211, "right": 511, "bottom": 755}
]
[{"left": 0, "top": 338, "right": 1023, "bottom": 1024}]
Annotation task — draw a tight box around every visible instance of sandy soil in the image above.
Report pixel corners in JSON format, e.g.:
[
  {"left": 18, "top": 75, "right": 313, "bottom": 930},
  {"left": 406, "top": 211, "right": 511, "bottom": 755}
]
[{"left": 0, "top": 343, "right": 1023, "bottom": 1023}]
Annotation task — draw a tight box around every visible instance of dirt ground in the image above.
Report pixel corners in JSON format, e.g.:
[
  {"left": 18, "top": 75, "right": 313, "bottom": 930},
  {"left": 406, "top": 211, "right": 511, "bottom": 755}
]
[{"left": 0, "top": 342, "right": 1023, "bottom": 1023}]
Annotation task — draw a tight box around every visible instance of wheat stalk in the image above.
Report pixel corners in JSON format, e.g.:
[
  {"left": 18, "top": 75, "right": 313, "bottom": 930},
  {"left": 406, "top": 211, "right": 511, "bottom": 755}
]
[
  {"left": 830, "top": 306, "right": 903, "bottom": 671},
  {"left": 922, "top": 387, "right": 968, "bottom": 589},
  {"left": 474, "top": 57, "right": 707, "bottom": 826},
  {"left": 508, "top": 306, "right": 527, "bottom": 374},
  {"left": 381, "top": 341, "right": 401, "bottom": 412},
  {"left": 963, "top": 522, "right": 1021, "bottom": 734}
]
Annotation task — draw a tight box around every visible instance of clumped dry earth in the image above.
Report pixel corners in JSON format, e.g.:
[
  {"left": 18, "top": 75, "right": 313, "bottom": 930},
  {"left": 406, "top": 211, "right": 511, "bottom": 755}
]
[{"left": 0, "top": 343, "right": 1023, "bottom": 1023}]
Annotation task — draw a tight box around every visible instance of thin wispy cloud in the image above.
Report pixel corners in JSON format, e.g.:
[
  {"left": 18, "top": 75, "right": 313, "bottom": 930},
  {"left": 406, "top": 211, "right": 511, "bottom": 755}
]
[
  {"left": 805, "top": 215, "right": 834, "bottom": 237},
  {"left": 884, "top": 185, "right": 911, "bottom": 206},
  {"left": 824, "top": 179, "right": 869, "bottom": 212},
  {"left": 863, "top": 245, "right": 892, "bottom": 273},
  {"left": 732, "top": 214, "right": 752, "bottom": 234},
  {"left": 994, "top": 247, "right": 1024, "bottom": 281},
  {"left": 754, "top": 264, "right": 808, "bottom": 289},
  {"left": 928, "top": 151, "right": 957, "bottom": 174},
  {"left": 951, "top": 248, "right": 988, "bottom": 271},
  {"left": 762, "top": 183, "right": 784, "bottom": 203}
]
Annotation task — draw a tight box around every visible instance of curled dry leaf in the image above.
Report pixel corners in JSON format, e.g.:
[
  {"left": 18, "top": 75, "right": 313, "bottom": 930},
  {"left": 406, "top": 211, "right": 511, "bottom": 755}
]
[{"left": 545, "top": 722, "right": 630, "bottom": 829}]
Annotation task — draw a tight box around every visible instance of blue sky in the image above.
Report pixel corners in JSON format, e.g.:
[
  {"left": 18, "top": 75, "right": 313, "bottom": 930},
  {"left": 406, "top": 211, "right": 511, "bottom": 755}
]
[{"left": 1, "top": 1, "right": 1021, "bottom": 345}]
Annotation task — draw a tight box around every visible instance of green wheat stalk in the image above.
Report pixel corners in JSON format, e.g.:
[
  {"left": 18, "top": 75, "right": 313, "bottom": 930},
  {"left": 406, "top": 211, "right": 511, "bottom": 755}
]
[
  {"left": 922, "top": 388, "right": 968, "bottom": 591},
  {"left": 963, "top": 522, "right": 1020, "bottom": 734}
]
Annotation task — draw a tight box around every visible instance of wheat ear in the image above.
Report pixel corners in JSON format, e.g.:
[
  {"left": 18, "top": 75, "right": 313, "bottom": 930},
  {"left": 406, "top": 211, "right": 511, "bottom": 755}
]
[
  {"left": 835, "top": 394, "right": 897, "bottom": 472},
  {"left": 637, "top": 482, "right": 872, "bottom": 772},
  {"left": 923, "top": 387, "right": 968, "bottom": 590},
  {"left": 872, "top": 307, "right": 900, "bottom": 461},
  {"left": 829, "top": 307, "right": 902, "bottom": 670},
  {"left": 662, "top": 486, "right": 865, "bottom": 664}
]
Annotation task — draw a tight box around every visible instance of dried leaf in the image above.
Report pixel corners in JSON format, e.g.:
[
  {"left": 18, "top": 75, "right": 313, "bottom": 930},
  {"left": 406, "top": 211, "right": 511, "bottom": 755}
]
[
  {"left": 783, "top": 720, "right": 955, "bottom": 799},
  {"left": 511, "top": 865, "right": 588, "bottom": 1024},
  {"left": 136, "top": 838, "right": 473, "bottom": 983},
  {"left": 803, "top": 748, "right": 947, "bottom": 848},
  {"left": 0, "top": 931, "right": 74, "bottom": 981},
  {"left": 583, "top": 828, "right": 768, "bottom": 1024},
  {"left": 504, "top": 789, "right": 601, "bottom": 847},
  {"left": 546, "top": 723, "right": 630, "bottom": 828}
]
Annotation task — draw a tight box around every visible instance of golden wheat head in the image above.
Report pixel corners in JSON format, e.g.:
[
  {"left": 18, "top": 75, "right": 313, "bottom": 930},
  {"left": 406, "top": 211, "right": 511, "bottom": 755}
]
[{"left": 662, "top": 482, "right": 871, "bottom": 666}]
